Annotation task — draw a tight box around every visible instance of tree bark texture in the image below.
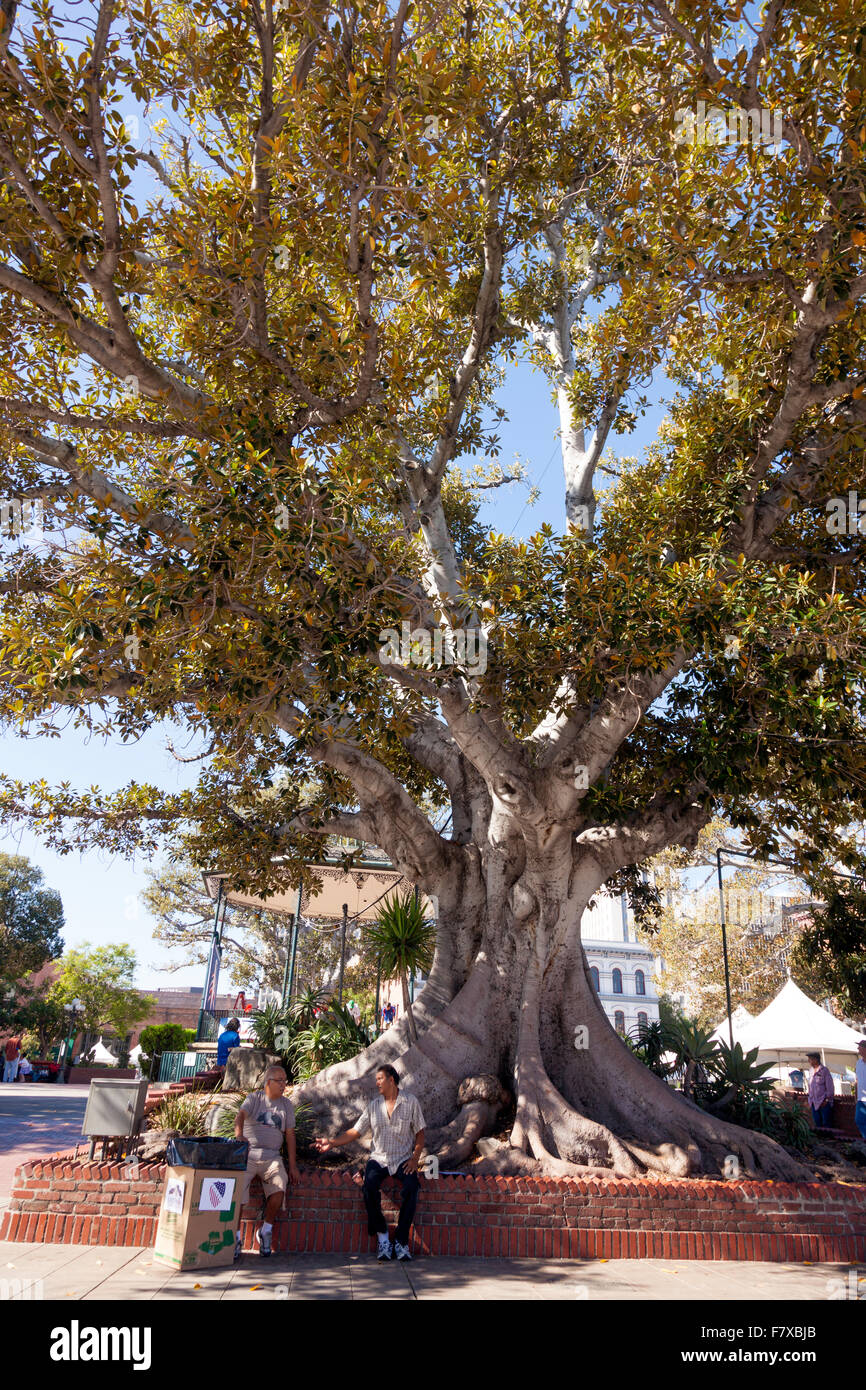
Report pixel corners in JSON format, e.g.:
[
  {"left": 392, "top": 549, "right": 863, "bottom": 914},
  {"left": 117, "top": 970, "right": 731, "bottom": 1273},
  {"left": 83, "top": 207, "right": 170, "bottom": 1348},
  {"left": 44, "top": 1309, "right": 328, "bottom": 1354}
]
[{"left": 296, "top": 820, "right": 810, "bottom": 1181}]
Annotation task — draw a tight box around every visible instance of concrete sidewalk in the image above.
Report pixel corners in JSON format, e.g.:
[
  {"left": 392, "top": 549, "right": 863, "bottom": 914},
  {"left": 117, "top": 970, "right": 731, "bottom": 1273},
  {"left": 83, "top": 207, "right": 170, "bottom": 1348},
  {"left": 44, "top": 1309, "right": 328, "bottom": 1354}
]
[
  {"left": 0, "top": 1085, "right": 90, "bottom": 1206},
  {"left": 1, "top": 1241, "right": 858, "bottom": 1300}
]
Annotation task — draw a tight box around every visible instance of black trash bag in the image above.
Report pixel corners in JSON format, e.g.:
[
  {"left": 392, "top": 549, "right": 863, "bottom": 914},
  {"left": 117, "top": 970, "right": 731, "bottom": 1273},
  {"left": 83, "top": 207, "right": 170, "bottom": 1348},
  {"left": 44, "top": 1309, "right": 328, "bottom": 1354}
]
[{"left": 165, "top": 1136, "right": 250, "bottom": 1169}]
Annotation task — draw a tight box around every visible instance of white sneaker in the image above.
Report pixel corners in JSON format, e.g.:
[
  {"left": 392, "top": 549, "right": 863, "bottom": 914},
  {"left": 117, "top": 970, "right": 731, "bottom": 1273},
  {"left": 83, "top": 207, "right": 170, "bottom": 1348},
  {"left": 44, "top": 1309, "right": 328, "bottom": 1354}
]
[
  {"left": 393, "top": 1241, "right": 412, "bottom": 1261},
  {"left": 377, "top": 1234, "right": 393, "bottom": 1261}
]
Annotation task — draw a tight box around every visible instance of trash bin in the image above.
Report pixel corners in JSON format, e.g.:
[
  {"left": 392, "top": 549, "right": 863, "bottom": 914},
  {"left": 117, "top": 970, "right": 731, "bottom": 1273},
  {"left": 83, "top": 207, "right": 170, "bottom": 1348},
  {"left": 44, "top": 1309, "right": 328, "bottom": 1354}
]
[
  {"left": 165, "top": 1137, "right": 249, "bottom": 1169},
  {"left": 154, "top": 1135, "right": 250, "bottom": 1271}
]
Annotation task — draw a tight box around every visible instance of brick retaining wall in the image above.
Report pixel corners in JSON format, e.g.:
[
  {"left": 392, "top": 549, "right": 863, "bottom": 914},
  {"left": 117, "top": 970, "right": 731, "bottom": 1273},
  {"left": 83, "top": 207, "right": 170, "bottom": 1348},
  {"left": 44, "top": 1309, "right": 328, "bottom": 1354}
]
[
  {"left": 2, "top": 1156, "right": 864, "bottom": 1261},
  {"left": 65, "top": 1067, "right": 136, "bottom": 1084}
]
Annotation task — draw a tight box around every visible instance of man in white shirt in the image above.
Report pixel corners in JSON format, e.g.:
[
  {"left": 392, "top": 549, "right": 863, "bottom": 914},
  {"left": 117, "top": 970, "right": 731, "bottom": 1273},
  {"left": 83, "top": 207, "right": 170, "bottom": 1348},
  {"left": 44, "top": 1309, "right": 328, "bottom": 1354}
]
[
  {"left": 855, "top": 1039, "right": 866, "bottom": 1141},
  {"left": 314, "top": 1064, "right": 426, "bottom": 1261}
]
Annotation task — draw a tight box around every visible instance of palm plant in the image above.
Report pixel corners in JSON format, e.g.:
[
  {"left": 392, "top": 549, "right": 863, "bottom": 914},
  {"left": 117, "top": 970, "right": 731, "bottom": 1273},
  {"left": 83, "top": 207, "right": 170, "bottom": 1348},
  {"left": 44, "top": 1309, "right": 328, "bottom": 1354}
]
[
  {"left": 288, "top": 1002, "right": 371, "bottom": 1078},
  {"left": 251, "top": 999, "right": 302, "bottom": 1078},
  {"left": 365, "top": 891, "right": 435, "bottom": 1042},
  {"left": 250, "top": 1000, "right": 288, "bottom": 1052},
  {"left": 626, "top": 1018, "right": 674, "bottom": 1079},
  {"left": 288, "top": 986, "right": 328, "bottom": 1028},
  {"left": 291, "top": 1018, "right": 332, "bottom": 1076}
]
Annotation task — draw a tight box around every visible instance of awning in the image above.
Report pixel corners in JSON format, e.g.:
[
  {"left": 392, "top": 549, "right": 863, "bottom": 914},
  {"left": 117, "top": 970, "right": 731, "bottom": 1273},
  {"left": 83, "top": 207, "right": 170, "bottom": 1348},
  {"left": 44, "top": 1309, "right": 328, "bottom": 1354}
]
[{"left": 203, "top": 862, "right": 434, "bottom": 923}]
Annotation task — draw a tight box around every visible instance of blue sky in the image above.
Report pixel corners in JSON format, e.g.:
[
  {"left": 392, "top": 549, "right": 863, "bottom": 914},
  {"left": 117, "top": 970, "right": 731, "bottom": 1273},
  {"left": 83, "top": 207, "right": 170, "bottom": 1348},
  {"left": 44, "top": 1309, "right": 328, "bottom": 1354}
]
[{"left": 2, "top": 351, "right": 671, "bottom": 990}]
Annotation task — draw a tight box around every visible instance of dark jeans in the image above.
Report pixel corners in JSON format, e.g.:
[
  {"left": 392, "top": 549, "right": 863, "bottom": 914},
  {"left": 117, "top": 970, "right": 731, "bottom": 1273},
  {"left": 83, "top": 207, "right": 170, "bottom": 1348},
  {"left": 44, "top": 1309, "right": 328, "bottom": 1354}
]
[
  {"left": 811, "top": 1102, "right": 833, "bottom": 1129},
  {"left": 362, "top": 1159, "right": 419, "bottom": 1245}
]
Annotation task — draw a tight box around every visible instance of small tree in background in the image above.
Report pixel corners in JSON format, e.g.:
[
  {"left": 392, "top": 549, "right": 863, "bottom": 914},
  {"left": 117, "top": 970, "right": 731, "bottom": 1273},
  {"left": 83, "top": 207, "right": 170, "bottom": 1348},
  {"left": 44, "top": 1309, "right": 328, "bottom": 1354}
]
[
  {"left": 365, "top": 893, "right": 435, "bottom": 1044},
  {"left": 50, "top": 943, "right": 154, "bottom": 1057},
  {"left": 9, "top": 986, "right": 67, "bottom": 1056},
  {"left": 0, "top": 853, "right": 64, "bottom": 991},
  {"left": 790, "top": 884, "right": 866, "bottom": 1021}
]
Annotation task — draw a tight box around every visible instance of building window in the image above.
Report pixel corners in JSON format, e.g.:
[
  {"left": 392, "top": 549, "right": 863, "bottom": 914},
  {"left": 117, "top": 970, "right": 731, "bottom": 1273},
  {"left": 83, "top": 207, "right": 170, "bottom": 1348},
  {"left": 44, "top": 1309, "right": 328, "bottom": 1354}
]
[
  {"left": 635, "top": 969, "right": 646, "bottom": 996},
  {"left": 614, "top": 1010, "right": 625, "bottom": 1035},
  {"left": 637, "top": 1011, "right": 648, "bottom": 1028},
  {"left": 612, "top": 967, "right": 623, "bottom": 994},
  {"left": 590, "top": 966, "right": 600, "bottom": 991}
]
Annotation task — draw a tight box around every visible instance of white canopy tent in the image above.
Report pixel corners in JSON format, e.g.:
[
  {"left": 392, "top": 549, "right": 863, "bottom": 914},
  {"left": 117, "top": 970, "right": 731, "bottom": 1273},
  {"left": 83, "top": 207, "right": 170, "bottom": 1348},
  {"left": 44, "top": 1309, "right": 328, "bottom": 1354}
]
[
  {"left": 719, "top": 979, "right": 865, "bottom": 1090},
  {"left": 709, "top": 1004, "right": 754, "bottom": 1047},
  {"left": 86, "top": 1036, "right": 122, "bottom": 1066}
]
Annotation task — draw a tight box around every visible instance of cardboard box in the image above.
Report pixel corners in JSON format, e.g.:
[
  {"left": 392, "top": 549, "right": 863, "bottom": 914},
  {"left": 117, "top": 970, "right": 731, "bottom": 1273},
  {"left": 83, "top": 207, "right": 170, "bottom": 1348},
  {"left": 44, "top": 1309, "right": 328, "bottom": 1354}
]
[{"left": 153, "top": 1165, "right": 242, "bottom": 1271}]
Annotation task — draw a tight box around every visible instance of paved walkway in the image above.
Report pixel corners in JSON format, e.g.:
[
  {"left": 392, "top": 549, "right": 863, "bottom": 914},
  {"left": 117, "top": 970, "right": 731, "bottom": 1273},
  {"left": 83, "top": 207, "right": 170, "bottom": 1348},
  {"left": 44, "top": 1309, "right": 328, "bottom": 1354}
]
[
  {"left": 0, "top": 1085, "right": 89, "bottom": 1204},
  {"left": 0, "top": 1241, "right": 857, "bottom": 1300}
]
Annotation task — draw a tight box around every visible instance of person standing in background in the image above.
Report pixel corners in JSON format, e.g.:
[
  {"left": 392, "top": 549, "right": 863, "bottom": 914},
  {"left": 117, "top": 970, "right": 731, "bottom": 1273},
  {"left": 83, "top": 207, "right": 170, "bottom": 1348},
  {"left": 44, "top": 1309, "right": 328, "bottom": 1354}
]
[
  {"left": 3, "top": 1034, "right": 21, "bottom": 1083},
  {"left": 217, "top": 1017, "right": 241, "bottom": 1069},
  {"left": 855, "top": 1039, "right": 866, "bottom": 1141},
  {"left": 806, "top": 1052, "right": 834, "bottom": 1129}
]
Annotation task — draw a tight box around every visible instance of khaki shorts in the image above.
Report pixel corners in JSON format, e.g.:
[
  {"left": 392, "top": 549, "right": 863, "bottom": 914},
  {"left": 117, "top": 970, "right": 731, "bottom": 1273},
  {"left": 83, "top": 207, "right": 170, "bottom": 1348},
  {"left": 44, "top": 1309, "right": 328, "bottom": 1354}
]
[{"left": 240, "top": 1155, "right": 287, "bottom": 1202}]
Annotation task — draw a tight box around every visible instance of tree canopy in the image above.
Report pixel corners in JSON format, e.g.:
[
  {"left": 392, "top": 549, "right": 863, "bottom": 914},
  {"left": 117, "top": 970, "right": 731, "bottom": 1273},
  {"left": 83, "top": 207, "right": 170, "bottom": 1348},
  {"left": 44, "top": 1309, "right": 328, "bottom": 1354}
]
[
  {"left": 0, "top": 851, "right": 64, "bottom": 987},
  {"left": 0, "top": 0, "right": 863, "bottom": 887},
  {"left": 50, "top": 941, "right": 154, "bottom": 1038}
]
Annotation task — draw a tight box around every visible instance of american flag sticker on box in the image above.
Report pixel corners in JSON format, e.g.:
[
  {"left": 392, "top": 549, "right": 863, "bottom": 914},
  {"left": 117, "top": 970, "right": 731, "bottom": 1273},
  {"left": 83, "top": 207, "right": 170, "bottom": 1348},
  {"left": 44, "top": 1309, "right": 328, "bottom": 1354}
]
[{"left": 198, "top": 1177, "right": 235, "bottom": 1212}]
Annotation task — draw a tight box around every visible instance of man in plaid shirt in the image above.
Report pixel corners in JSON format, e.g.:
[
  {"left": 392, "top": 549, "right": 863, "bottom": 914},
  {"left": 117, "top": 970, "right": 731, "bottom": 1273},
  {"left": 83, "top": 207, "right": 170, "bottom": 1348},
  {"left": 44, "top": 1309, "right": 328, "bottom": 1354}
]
[{"left": 315, "top": 1064, "right": 426, "bottom": 1261}]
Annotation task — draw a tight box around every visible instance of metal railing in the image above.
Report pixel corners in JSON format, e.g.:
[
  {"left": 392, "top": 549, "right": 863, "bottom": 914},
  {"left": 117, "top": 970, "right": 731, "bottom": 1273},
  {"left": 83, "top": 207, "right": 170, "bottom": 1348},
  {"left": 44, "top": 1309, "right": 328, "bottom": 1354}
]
[
  {"left": 196, "top": 1008, "right": 223, "bottom": 1043},
  {"left": 156, "top": 1050, "right": 218, "bottom": 1083}
]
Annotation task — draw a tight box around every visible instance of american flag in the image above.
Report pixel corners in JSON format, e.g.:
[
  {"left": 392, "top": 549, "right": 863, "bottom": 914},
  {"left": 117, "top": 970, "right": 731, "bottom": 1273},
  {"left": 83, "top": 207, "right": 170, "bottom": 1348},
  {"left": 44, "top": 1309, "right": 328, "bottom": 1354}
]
[{"left": 207, "top": 1180, "right": 226, "bottom": 1208}]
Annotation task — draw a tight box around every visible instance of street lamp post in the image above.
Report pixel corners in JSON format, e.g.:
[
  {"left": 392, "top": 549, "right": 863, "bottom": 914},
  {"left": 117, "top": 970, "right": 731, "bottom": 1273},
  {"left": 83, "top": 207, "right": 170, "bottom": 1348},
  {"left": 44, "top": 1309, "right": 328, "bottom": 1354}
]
[
  {"left": 715, "top": 849, "right": 735, "bottom": 1049},
  {"left": 338, "top": 903, "right": 348, "bottom": 1006}
]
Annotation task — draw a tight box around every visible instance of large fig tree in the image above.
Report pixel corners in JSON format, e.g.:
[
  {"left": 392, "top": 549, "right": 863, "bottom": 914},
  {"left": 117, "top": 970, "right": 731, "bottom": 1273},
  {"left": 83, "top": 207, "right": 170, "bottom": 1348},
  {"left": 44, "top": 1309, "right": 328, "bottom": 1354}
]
[{"left": 1, "top": 0, "right": 864, "bottom": 1179}]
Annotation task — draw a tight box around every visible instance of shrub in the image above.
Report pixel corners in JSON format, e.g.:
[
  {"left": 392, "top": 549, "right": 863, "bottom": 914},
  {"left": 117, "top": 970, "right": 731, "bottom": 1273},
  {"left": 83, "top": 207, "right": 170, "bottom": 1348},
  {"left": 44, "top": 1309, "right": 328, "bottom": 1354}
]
[
  {"left": 139, "top": 1024, "right": 196, "bottom": 1077},
  {"left": 147, "top": 1090, "right": 213, "bottom": 1135},
  {"left": 740, "top": 1092, "right": 813, "bottom": 1150},
  {"left": 251, "top": 1001, "right": 302, "bottom": 1078},
  {"left": 289, "top": 1001, "right": 371, "bottom": 1079}
]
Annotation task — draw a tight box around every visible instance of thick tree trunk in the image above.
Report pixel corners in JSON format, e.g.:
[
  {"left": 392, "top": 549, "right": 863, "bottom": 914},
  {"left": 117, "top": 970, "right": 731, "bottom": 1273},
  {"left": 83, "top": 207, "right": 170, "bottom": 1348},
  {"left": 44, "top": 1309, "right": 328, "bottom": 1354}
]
[
  {"left": 295, "top": 841, "right": 811, "bottom": 1181},
  {"left": 401, "top": 971, "right": 418, "bottom": 1042}
]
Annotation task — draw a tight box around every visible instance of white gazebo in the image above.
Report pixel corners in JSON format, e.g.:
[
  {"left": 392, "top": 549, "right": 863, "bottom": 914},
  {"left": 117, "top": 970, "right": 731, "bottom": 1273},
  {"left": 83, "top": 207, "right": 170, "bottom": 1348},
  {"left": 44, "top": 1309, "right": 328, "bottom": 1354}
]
[{"left": 724, "top": 979, "right": 865, "bottom": 1089}]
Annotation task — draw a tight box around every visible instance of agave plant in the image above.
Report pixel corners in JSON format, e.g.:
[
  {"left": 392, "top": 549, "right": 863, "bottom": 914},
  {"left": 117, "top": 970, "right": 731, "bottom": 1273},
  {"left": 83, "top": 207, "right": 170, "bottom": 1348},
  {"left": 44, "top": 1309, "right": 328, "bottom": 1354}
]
[
  {"left": 364, "top": 890, "right": 435, "bottom": 1042},
  {"left": 661, "top": 1017, "right": 721, "bottom": 1100},
  {"left": 741, "top": 1092, "right": 812, "bottom": 1151}
]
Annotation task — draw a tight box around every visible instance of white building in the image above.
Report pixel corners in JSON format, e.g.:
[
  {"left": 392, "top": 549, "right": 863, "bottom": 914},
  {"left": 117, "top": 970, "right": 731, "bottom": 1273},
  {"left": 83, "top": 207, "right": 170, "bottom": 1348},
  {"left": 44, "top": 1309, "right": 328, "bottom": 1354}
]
[{"left": 580, "top": 891, "right": 659, "bottom": 1036}]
